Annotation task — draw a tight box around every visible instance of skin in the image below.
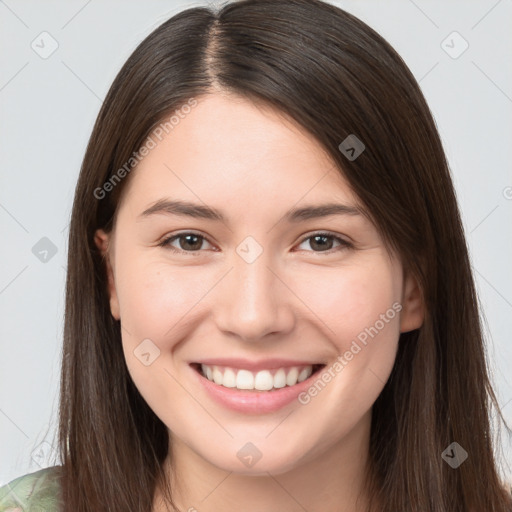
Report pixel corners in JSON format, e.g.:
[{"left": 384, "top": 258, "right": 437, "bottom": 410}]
[{"left": 95, "top": 92, "right": 424, "bottom": 512}]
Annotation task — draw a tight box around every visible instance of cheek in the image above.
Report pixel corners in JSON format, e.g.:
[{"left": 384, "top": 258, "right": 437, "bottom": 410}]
[
  {"left": 114, "top": 259, "right": 208, "bottom": 414},
  {"left": 115, "top": 256, "right": 215, "bottom": 364},
  {"left": 294, "top": 258, "right": 401, "bottom": 347},
  {"left": 293, "top": 257, "right": 402, "bottom": 414},
  {"left": 295, "top": 260, "right": 402, "bottom": 418}
]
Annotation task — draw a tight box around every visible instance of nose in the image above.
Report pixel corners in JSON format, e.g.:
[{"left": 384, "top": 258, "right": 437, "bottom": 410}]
[{"left": 213, "top": 250, "right": 295, "bottom": 342}]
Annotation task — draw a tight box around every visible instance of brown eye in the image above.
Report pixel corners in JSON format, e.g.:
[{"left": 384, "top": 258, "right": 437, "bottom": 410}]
[
  {"left": 159, "top": 232, "right": 213, "bottom": 254},
  {"left": 296, "top": 232, "right": 352, "bottom": 253}
]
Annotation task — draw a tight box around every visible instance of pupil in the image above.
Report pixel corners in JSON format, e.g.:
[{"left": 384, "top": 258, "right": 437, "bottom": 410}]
[
  {"left": 311, "top": 235, "right": 332, "bottom": 251},
  {"left": 182, "top": 234, "right": 201, "bottom": 250}
]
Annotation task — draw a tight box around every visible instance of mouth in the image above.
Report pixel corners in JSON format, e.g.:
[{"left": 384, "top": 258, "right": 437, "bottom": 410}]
[
  {"left": 190, "top": 362, "right": 326, "bottom": 392},
  {"left": 189, "top": 361, "right": 328, "bottom": 414}
]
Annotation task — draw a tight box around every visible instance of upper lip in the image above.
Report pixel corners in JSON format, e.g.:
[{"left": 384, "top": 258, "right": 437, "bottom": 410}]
[{"left": 191, "top": 358, "right": 325, "bottom": 372}]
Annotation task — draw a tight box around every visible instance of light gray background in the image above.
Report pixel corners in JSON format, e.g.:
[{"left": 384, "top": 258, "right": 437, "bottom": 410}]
[{"left": 1, "top": 0, "right": 511, "bottom": 486}]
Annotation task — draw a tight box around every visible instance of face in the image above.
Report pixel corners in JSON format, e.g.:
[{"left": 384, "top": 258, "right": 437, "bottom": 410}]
[{"left": 95, "top": 92, "right": 423, "bottom": 476}]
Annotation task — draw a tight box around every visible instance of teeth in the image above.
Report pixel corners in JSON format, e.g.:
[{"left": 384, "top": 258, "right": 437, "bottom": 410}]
[
  {"left": 273, "top": 368, "right": 287, "bottom": 388},
  {"left": 223, "top": 368, "right": 237, "bottom": 388},
  {"left": 286, "top": 367, "right": 299, "bottom": 386},
  {"left": 298, "top": 367, "right": 311, "bottom": 382},
  {"left": 200, "top": 364, "right": 316, "bottom": 391},
  {"left": 237, "top": 369, "right": 256, "bottom": 390}
]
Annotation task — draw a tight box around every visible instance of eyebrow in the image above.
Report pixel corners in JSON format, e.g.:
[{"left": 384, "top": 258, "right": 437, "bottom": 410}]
[{"left": 138, "top": 199, "right": 363, "bottom": 224}]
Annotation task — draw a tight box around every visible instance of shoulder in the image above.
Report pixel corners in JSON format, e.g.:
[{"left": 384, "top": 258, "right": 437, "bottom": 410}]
[{"left": 0, "top": 466, "right": 63, "bottom": 511}]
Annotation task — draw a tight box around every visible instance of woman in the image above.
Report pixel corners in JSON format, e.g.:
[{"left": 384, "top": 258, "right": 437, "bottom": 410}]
[{"left": 1, "top": 0, "right": 510, "bottom": 510}]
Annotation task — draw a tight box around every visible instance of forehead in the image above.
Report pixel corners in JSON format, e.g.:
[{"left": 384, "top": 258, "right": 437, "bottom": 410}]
[{"left": 119, "top": 93, "right": 361, "bottom": 217}]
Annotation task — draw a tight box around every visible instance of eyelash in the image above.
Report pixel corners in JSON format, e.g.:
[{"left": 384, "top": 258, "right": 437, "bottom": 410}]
[{"left": 157, "top": 231, "right": 353, "bottom": 256}]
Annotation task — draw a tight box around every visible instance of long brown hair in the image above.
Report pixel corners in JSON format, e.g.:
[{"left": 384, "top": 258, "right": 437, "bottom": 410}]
[{"left": 58, "top": 0, "right": 512, "bottom": 510}]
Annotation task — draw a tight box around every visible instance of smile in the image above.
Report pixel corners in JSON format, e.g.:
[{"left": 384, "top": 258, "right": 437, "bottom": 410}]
[
  {"left": 190, "top": 362, "right": 326, "bottom": 414},
  {"left": 193, "top": 363, "right": 324, "bottom": 391}
]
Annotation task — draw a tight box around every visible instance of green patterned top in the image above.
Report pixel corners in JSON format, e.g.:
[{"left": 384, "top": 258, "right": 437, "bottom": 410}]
[{"left": 0, "top": 466, "right": 62, "bottom": 512}]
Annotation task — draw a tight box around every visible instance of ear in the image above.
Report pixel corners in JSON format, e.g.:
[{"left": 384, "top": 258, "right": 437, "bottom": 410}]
[
  {"left": 400, "top": 270, "right": 424, "bottom": 333},
  {"left": 94, "top": 229, "right": 120, "bottom": 321}
]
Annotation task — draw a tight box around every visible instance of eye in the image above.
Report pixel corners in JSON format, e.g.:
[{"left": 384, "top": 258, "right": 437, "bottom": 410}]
[
  {"left": 295, "top": 232, "right": 352, "bottom": 254},
  {"left": 158, "top": 231, "right": 352, "bottom": 256},
  {"left": 158, "top": 232, "right": 214, "bottom": 255}
]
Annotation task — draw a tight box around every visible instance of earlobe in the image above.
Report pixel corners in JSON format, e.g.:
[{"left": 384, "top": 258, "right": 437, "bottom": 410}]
[
  {"left": 94, "top": 229, "right": 120, "bottom": 321},
  {"left": 400, "top": 271, "right": 424, "bottom": 333}
]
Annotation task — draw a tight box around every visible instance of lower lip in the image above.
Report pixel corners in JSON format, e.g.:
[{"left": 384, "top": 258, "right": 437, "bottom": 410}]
[{"left": 190, "top": 364, "right": 325, "bottom": 414}]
